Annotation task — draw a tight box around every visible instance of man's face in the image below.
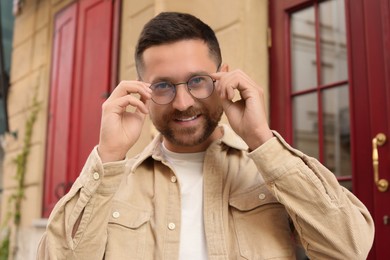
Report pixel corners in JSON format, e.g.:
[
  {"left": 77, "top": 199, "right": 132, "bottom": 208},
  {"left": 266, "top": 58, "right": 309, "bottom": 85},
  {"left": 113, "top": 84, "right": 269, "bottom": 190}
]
[{"left": 141, "top": 40, "right": 225, "bottom": 152}]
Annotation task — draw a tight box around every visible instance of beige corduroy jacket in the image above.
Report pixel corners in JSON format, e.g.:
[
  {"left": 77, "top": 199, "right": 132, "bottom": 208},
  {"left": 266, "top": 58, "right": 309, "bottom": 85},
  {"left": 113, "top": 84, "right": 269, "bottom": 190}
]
[{"left": 37, "top": 125, "right": 374, "bottom": 260}]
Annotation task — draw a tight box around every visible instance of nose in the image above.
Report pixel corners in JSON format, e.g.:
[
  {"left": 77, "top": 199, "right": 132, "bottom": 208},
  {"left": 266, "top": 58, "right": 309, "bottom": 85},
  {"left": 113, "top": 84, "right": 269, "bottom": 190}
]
[{"left": 171, "top": 84, "right": 195, "bottom": 111}]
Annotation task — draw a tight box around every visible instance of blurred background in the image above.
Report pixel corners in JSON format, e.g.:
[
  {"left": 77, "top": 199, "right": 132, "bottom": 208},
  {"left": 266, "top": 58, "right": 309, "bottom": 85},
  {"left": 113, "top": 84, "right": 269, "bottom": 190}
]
[{"left": 0, "top": 0, "right": 389, "bottom": 259}]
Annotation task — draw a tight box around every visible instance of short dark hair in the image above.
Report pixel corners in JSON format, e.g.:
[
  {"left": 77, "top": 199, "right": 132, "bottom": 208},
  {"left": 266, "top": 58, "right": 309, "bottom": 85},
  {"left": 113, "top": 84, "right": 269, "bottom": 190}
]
[{"left": 135, "top": 12, "right": 222, "bottom": 76}]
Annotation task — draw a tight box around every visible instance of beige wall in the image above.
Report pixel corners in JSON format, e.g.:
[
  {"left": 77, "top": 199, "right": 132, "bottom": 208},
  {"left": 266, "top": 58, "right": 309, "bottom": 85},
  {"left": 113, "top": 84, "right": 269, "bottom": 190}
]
[
  {"left": 1, "top": 0, "right": 75, "bottom": 258},
  {"left": 1, "top": 0, "right": 77, "bottom": 225},
  {"left": 1, "top": 0, "right": 268, "bottom": 258}
]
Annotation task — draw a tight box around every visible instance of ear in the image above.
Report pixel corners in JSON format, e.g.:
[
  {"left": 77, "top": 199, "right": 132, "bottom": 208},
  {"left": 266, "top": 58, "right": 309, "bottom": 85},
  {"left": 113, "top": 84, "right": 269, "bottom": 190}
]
[{"left": 219, "top": 63, "right": 229, "bottom": 72}]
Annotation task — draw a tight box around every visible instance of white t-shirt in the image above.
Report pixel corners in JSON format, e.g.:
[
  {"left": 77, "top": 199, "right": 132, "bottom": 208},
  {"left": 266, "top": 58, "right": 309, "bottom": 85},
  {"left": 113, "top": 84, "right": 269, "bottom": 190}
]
[{"left": 162, "top": 143, "right": 208, "bottom": 260}]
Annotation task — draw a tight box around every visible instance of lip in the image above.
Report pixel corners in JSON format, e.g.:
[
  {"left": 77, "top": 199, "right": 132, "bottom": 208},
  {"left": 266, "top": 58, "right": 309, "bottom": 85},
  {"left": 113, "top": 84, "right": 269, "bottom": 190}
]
[
  {"left": 175, "top": 115, "right": 198, "bottom": 122},
  {"left": 173, "top": 114, "right": 201, "bottom": 125}
]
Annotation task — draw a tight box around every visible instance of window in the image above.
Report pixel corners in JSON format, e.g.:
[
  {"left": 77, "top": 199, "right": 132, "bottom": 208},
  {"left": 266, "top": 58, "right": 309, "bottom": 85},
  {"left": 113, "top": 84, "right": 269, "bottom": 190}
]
[
  {"left": 289, "top": 1, "right": 351, "bottom": 189},
  {"left": 0, "top": 0, "right": 15, "bottom": 135},
  {"left": 270, "top": 0, "right": 352, "bottom": 190}
]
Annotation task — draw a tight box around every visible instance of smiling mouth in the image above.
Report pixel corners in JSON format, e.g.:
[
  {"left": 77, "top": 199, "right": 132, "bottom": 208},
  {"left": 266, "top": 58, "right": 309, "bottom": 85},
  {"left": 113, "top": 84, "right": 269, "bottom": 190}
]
[{"left": 175, "top": 115, "right": 199, "bottom": 122}]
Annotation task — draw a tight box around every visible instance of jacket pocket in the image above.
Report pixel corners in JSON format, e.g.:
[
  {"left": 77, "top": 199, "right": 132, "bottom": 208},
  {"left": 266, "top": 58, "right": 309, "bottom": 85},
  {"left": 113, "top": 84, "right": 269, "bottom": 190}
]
[
  {"left": 229, "top": 185, "right": 295, "bottom": 260},
  {"left": 105, "top": 200, "right": 151, "bottom": 259}
]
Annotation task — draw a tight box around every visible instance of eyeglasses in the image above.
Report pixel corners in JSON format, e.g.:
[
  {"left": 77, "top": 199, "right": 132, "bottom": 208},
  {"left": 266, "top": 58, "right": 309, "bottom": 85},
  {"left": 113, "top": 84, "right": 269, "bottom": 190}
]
[{"left": 149, "top": 75, "right": 216, "bottom": 105}]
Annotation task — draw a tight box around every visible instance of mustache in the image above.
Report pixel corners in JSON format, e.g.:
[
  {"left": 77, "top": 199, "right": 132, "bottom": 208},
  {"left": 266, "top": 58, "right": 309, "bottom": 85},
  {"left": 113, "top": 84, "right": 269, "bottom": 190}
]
[{"left": 164, "top": 107, "right": 203, "bottom": 120}]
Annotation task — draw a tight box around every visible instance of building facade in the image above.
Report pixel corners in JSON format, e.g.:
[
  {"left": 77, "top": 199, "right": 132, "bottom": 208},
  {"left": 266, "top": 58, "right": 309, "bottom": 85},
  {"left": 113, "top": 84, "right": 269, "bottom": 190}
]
[
  {"left": 0, "top": 0, "right": 268, "bottom": 258},
  {"left": 1, "top": 0, "right": 390, "bottom": 259}
]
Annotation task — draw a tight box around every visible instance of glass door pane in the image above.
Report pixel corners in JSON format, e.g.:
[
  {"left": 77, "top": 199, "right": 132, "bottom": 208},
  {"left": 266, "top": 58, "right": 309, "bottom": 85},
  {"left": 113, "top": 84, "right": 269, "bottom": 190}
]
[
  {"left": 293, "top": 93, "right": 319, "bottom": 158},
  {"left": 290, "top": 0, "right": 351, "bottom": 189},
  {"left": 319, "top": 0, "right": 348, "bottom": 85},
  {"left": 322, "top": 85, "right": 351, "bottom": 177},
  {"left": 291, "top": 7, "right": 317, "bottom": 92}
]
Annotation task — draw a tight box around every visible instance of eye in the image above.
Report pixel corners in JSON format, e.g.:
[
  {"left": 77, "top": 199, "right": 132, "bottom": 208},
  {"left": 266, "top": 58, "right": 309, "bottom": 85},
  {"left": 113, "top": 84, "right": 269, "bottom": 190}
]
[
  {"left": 188, "top": 76, "right": 206, "bottom": 87},
  {"left": 151, "top": 82, "right": 173, "bottom": 91}
]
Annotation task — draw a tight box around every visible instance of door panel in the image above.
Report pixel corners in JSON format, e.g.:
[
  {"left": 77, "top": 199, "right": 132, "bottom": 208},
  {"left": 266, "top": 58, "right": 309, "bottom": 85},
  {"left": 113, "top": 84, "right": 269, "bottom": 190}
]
[
  {"left": 69, "top": 0, "right": 114, "bottom": 181},
  {"left": 350, "top": 0, "right": 390, "bottom": 259},
  {"left": 270, "top": 0, "right": 390, "bottom": 258},
  {"left": 43, "top": 3, "right": 77, "bottom": 217}
]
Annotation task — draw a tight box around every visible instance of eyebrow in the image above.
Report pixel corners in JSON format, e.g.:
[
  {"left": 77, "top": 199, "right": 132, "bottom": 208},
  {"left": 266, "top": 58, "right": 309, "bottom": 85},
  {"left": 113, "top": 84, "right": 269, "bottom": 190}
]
[{"left": 150, "top": 70, "right": 212, "bottom": 84}]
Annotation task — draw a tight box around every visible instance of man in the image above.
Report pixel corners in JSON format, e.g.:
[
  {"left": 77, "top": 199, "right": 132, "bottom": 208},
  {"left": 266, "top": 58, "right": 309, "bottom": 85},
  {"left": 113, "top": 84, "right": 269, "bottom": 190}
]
[{"left": 38, "top": 12, "right": 374, "bottom": 259}]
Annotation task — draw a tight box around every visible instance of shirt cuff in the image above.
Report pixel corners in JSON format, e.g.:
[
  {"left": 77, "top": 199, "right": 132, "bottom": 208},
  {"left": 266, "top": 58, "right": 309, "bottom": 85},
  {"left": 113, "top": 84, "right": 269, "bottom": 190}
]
[
  {"left": 78, "top": 146, "right": 127, "bottom": 194},
  {"left": 248, "top": 131, "right": 306, "bottom": 183}
]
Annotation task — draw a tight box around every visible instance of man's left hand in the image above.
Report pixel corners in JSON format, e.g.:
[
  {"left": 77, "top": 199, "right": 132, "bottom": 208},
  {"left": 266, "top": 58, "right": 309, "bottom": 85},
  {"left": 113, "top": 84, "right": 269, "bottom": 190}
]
[{"left": 212, "top": 70, "right": 273, "bottom": 150}]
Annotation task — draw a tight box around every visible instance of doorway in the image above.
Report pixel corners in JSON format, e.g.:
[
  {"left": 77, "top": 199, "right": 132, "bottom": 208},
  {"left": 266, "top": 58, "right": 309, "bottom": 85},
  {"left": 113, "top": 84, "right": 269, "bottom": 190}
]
[
  {"left": 270, "top": 0, "right": 390, "bottom": 258},
  {"left": 43, "top": 0, "right": 120, "bottom": 217}
]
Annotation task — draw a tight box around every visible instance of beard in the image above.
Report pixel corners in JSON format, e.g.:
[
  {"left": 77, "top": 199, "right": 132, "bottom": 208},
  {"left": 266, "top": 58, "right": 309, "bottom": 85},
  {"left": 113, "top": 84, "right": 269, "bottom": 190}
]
[{"left": 152, "top": 105, "right": 223, "bottom": 147}]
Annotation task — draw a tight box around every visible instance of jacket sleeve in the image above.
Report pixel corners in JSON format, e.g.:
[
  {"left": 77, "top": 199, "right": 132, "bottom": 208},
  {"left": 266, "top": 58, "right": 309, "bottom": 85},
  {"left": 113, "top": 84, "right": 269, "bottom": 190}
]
[
  {"left": 37, "top": 147, "right": 126, "bottom": 260},
  {"left": 248, "top": 131, "right": 375, "bottom": 260}
]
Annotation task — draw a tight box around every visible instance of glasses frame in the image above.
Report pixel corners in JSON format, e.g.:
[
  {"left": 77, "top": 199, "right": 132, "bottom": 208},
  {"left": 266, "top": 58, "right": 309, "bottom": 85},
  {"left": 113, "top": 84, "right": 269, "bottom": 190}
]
[{"left": 149, "top": 74, "right": 217, "bottom": 105}]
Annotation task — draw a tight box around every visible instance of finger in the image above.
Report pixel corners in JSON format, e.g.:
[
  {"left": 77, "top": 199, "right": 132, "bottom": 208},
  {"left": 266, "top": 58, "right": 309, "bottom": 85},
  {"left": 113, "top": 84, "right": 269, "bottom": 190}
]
[
  {"left": 221, "top": 97, "right": 234, "bottom": 112},
  {"left": 104, "top": 94, "right": 150, "bottom": 114},
  {"left": 214, "top": 70, "right": 256, "bottom": 90},
  {"left": 210, "top": 72, "right": 226, "bottom": 80},
  {"left": 109, "top": 81, "right": 152, "bottom": 100},
  {"left": 215, "top": 77, "right": 238, "bottom": 101},
  {"left": 212, "top": 72, "right": 229, "bottom": 99},
  {"left": 121, "top": 89, "right": 152, "bottom": 109},
  {"left": 124, "top": 95, "right": 150, "bottom": 114},
  {"left": 226, "top": 84, "right": 236, "bottom": 100}
]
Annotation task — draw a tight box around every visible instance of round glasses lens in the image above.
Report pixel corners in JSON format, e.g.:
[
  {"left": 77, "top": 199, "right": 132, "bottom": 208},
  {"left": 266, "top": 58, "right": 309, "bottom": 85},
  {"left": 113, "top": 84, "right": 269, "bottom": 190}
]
[
  {"left": 187, "top": 76, "right": 214, "bottom": 99},
  {"left": 150, "top": 82, "right": 175, "bottom": 104}
]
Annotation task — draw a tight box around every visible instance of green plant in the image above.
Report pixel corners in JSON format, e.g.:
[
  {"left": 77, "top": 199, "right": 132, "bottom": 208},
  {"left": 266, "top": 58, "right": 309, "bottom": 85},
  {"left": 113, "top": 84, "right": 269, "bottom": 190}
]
[
  {"left": 0, "top": 228, "right": 10, "bottom": 260},
  {"left": 0, "top": 89, "right": 41, "bottom": 259}
]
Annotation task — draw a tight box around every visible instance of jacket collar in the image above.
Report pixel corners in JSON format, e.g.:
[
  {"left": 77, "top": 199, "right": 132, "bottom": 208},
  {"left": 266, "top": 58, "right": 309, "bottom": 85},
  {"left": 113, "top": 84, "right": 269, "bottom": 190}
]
[{"left": 129, "top": 124, "right": 248, "bottom": 173}]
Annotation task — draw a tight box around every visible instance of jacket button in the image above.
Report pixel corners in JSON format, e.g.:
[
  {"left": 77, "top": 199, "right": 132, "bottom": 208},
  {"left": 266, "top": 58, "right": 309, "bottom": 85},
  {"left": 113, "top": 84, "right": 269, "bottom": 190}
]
[
  {"left": 112, "top": 211, "right": 120, "bottom": 218},
  {"left": 258, "top": 193, "right": 266, "bottom": 200},
  {"left": 93, "top": 172, "right": 100, "bottom": 180},
  {"left": 168, "top": 222, "right": 176, "bottom": 230},
  {"left": 170, "top": 176, "right": 177, "bottom": 183}
]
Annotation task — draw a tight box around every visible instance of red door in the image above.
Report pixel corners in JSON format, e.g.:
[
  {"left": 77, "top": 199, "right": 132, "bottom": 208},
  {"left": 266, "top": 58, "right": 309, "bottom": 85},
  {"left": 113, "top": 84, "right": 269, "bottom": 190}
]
[
  {"left": 44, "top": 0, "right": 119, "bottom": 217},
  {"left": 69, "top": 0, "right": 114, "bottom": 182},
  {"left": 350, "top": 0, "right": 390, "bottom": 258},
  {"left": 270, "top": 0, "right": 390, "bottom": 259}
]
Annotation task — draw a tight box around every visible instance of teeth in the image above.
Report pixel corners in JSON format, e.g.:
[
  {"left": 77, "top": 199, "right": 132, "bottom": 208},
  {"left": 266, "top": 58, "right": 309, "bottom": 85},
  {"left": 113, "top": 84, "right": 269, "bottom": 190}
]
[{"left": 177, "top": 115, "right": 197, "bottom": 122}]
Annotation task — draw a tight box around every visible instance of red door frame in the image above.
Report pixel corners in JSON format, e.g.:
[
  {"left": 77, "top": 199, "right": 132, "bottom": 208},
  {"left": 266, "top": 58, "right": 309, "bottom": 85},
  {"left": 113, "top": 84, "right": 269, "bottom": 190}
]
[{"left": 269, "top": 0, "right": 390, "bottom": 258}]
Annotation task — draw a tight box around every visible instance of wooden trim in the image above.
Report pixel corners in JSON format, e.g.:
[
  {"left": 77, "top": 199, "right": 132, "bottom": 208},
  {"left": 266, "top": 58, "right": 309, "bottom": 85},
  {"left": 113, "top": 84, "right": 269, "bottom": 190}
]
[{"left": 110, "top": 0, "right": 121, "bottom": 92}]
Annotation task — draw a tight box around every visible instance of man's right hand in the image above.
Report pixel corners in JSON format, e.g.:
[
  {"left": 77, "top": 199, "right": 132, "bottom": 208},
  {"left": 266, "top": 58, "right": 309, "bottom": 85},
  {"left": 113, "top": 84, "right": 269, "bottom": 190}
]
[{"left": 97, "top": 81, "right": 152, "bottom": 163}]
